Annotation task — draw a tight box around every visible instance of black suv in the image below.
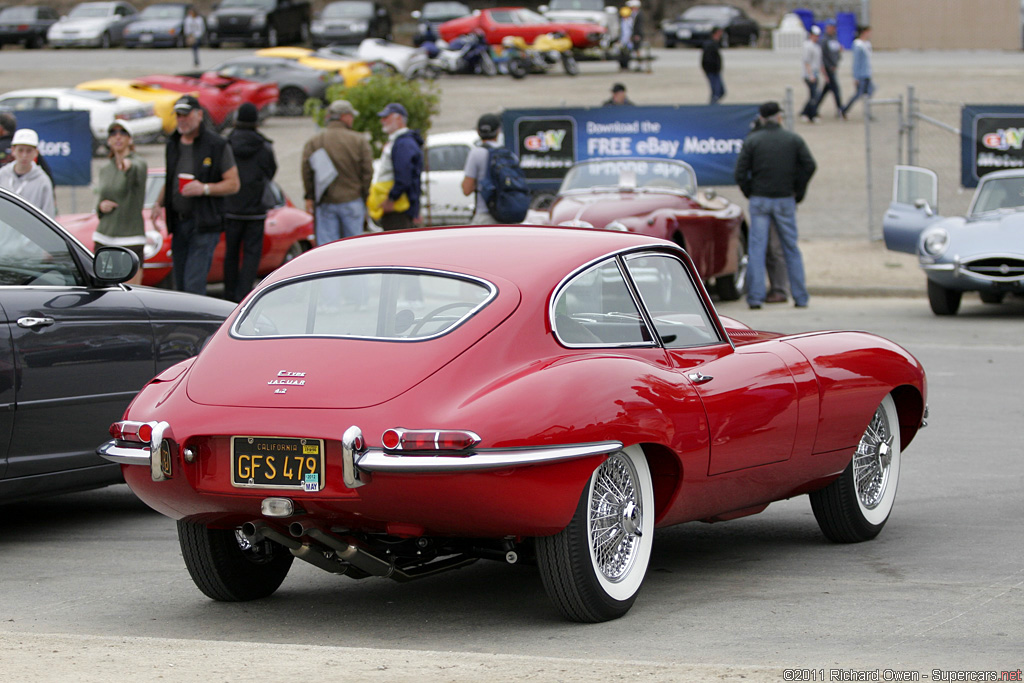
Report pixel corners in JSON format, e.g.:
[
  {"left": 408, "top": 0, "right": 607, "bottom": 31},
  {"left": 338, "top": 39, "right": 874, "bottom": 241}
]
[{"left": 207, "top": 0, "right": 311, "bottom": 47}]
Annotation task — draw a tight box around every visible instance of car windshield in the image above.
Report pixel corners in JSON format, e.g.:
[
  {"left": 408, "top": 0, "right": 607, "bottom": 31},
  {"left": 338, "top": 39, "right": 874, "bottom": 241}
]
[
  {"left": 548, "top": 0, "right": 604, "bottom": 11},
  {"left": 322, "top": 1, "right": 372, "bottom": 18},
  {"left": 970, "top": 176, "right": 1024, "bottom": 215},
  {"left": 219, "top": 0, "right": 274, "bottom": 9},
  {"left": 422, "top": 2, "right": 468, "bottom": 20},
  {"left": 559, "top": 159, "right": 697, "bottom": 195},
  {"left": 69, "top": 4, "right": 114, "bottom": 18},
  {"left": 138, "top": 5, "right": 186, "bottom": 19},
  {"left": 234, "top": 270, "right": 495, "bottom": 340},
  {"left": 681, "top": 6, "right": 730, "bottom": 20},
  {"left": 0, "top": 7, "right": 39, "bottom": 20}
]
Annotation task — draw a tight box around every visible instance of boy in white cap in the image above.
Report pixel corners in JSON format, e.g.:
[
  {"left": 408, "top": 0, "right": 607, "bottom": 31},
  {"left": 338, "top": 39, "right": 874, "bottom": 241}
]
[{"left": 0, "top": 128, "right": 55, "bottom": 217}]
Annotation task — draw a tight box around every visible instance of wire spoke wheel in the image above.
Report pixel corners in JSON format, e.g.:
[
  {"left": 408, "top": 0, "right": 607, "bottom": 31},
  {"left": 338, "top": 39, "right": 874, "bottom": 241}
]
[
  {"left": 536, "top": 445, "right": 654, "bottom": 622},
  {"left": 810, "top": 394, "right": 902, "bottom": 542}
]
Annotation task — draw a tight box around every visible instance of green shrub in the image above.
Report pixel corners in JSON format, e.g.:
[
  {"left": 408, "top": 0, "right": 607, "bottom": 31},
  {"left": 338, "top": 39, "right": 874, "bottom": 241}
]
[{"left": 306, "top": 74, "right": 441, "bottom": 157}]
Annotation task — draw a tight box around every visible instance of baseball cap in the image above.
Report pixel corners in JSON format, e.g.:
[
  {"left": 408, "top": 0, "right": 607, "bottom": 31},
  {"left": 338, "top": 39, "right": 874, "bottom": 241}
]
[
  {"left": 810, "top": 25, "right": 821, "bottom": 35},
  {"left": 108, "top": 120, "right": 132, "bottom": 136},
  {"left": 173, "top": 95, "right": 201, "bottom": 115},
  {"left": 327, "top": 99, "right": 359, "bottom": 118},
  {"left": 611, "top": 82, "right": 626, "bottom": 93},
  {"left": 11, "top": 128, "right": 38, "bottom": 147},
  {"left": 477, "top": 113, "right": 500, "bottom": 138},
  {"left": 377, "top": 102, "right": 408, "bottom": 119},
  {"left": 759, "top": 101, "right": 781, "bottom": 118}
]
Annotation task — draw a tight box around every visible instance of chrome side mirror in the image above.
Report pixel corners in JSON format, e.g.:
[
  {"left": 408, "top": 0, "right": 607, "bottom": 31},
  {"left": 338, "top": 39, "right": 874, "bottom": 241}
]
[{"left": 913, "top": 198, "right": 934, "bottom": 217}]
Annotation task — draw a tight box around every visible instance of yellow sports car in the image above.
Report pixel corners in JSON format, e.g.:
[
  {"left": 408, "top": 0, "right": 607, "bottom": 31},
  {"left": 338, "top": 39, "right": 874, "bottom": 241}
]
[
  {"left": 77, "top": 79, "right": 186, "bottom": 133},
  {"left": 255, "top": 47, "right": 372, "bottom": 86}
]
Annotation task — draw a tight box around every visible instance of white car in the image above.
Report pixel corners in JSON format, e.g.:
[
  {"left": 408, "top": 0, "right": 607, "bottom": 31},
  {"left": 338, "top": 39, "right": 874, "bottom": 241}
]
[
  {"left": 48, "top": 1, "right": 137, "bottom": 48},
  {"left": 0, "top": 88, "right": 162, "bottom": 155},
  {"left": 317, "top": 38, "right": 431, "bottom": 79},
  {"left": 539, "top": 0, "right": 619, "bottom": 47},
  {"left": 421, "top": 130, "right": 479, "bottom": 226}
]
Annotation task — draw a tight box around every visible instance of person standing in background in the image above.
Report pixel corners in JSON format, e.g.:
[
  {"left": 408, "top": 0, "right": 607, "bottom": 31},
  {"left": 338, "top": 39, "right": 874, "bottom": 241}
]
[
  {"left": 0, "top": 129, "right": 55, "bottom": 217},
  {"left": 461, "top": 113, "right": 502, "bottom": 224},
  {"left": 841, "top": 26, "right": 874, "bottom": 117},
  {"left": 222, "top": 103, "right": 276, "bottom": 302},
  {"left": 371, "top": 102, "right": 423, "bottom": 231},
  {"left": 184, "top": 8, "right": 204, "bottom": 68},
  {"left": 813, "top": 19, "right": 843, "bottom": 118},
  {"left": 603, "top": 82, "right": 634, "bottom": 106},
  {"left": 301, "top": 99, "right": 373, "bottom": 244},
  {"left": 701, "top": 27, "right": 725, "bottom": 104},
  {"left": 94, "top": 121, "right": 147, "bottom": 285}
]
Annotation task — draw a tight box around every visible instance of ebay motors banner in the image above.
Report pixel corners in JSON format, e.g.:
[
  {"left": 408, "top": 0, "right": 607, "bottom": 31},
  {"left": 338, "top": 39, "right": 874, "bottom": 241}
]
[
  {"left": 501, "top": 104, "right": 759, "bottom": 192},
  {"left": 10, "top": 110, "right": 92, "bottom": 186},
  {"left": 961, "top": 105, "right": 1024, "bottom": 187}
]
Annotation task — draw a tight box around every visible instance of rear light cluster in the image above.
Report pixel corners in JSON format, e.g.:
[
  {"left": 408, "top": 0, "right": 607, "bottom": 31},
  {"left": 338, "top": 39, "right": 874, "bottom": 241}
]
[
  {"left": 110, "top": 420, "right": 154, "bottom": 444},
  {"left": 381, "top": 428, "right": 480, "bottom": 452}
]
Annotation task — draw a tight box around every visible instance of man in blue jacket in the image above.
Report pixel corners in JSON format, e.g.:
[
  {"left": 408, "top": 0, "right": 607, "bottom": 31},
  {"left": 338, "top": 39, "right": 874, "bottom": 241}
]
[{"left": 374, "top": 102, "right": 424, "bottom": 231}]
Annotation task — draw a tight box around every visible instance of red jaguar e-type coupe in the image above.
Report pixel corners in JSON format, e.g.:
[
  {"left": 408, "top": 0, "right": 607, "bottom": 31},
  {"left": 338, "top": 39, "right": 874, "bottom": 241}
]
[
  {"left": 529, "top": 158, "right": 747, "bottom": 300},
  {"left": 99, "top": 226, "right": 927, "bottom": 622}
]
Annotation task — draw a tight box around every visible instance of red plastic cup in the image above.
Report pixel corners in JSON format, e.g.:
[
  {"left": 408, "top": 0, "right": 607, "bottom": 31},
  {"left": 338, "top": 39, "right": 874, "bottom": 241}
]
[{"left": 177, "top": 173, "right": 195, "bottom": 193}]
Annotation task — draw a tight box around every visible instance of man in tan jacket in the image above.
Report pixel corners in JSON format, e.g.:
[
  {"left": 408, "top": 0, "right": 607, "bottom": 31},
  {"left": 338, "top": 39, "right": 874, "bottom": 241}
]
[{"left": 301, "top": 99, "right": 373, "bottom": 244}]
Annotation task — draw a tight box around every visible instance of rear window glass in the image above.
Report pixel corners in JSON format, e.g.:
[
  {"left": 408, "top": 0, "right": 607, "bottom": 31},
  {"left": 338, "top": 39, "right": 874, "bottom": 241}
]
[{"left": 233, "top": 269, "right": 495, "bottom": 340}]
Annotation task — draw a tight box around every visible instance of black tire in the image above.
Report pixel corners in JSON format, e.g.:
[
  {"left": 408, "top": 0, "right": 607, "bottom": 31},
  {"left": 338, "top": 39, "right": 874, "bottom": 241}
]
[
  {"left": 664, "top": 35, "right": 676, "bottom": 48},
  {"left": 715, "top": 230, "right": 747, "bottom": 301},
  {"left": 177, "top": 520, "right": 294, "bottom": 601},
  {"left": 300, "top": 23, "right": 310, "bottom": 44},
  {"left": 810, "top": 394, "right": 901, "bottom": 543},
  {"left": 277, "top": 87, "right": 307, "bottom": 116},
  {"left": 100, "top": 32, "right": 111, "bottom": 49},
  {"left": 927, "top": 279, "right": 961, "bottom": 315},
  {"left": 282, "top": 240, "right": 306, "bottom": 264},
  {"left": 562, "top": 53, "right": 579, "bottom": 76},
  {"left": 979, "top": 291, "right": 1005, "bottom": 304},
  {"left": 27, "top": 34, "right": 44, "bottom": 49},
  {"left": 508, "top": 58, "right": 528, "bottom": 79},
  {"left": 536, "top": 445, "right": 654, "bottom": 622},
  {"left": 176, "top": 32, "right": 186, "bottom": 48},
  {"left": 748, "top": 30, "right": 759, "bottom": 47},
  {"left": 267, "top": 26, "right": 279, "bottom": 47}
]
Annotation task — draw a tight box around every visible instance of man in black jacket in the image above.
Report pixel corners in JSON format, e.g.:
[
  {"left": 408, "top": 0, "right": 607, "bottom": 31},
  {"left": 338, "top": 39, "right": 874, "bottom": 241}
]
[
  {"left": 223, "top": 103, "right": 277, "bottom": 303},
  {"left": 734, "top": 101, "right": 817, "bottom": 309},
  {"left": 813, "top": 20, "right": 843, "bottom": 118},
  {"left": 701, "top": 27, "right": 725, "bottom": 104},
  {"left": 151, "top": 95, "right": 240, "bottom": 295}
]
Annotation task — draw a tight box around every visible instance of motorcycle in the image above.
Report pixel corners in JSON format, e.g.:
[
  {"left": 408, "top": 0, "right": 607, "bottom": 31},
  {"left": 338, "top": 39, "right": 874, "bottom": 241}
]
[
  {"left": 497, "top": 32, "right": 579, "bottom": 79},
  {"left": 422, "top": 30, "right": 497, "bottom": 77}
]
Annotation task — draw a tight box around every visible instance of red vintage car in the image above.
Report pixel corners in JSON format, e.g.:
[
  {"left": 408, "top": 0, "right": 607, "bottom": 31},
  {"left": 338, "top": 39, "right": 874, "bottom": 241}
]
[
  {"left": 529, "top": 158, "right": 747, "bottom": 300},
  {"left": 136, "top": 74, "right": 244, "bottom": 130},
  {"left": 99, "top": 226, "right": 927, "bottom": 622},
  {"left": 58, "top": 169, "right": 314, "bottom": 288},
  {"left": 180, "top": 70, "right": 280, "bottom": 119},
  {"left": 439, "top": 7, "right": 605, "bottom": 48}
]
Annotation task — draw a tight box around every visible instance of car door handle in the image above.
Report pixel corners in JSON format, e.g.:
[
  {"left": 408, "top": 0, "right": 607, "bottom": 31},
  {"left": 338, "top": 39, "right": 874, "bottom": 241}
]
[
  {"left": 687, "top": 371, "right": 713, "bottom": 384},
  {"left": 17, "top": 316, "right": 55, "bottom": 330}
]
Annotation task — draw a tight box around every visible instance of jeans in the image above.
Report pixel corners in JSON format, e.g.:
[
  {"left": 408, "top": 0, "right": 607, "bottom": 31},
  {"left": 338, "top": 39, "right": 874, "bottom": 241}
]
[
  {"left": 746, "top": 196, "right": 808, "bottom": 307},
  {"left": 171, "top": 217, "right": 220, "bottom": 295},
  {"left": 842, "top": 78, "right": 874, "bottom": 115},
  {"left": 191, "top": 41, "right": 200, "bottom": 67},
  {"left": 813, "top": 67, "right": 842, "bottom": 115},
  {"left": 801, "top": 78, "right": 819, "bottom": 119},
  {"left": 315, "top": 199, "right": 365, "bottom": 245},
  {"left": 706, "top": 72, "right": 725, "bottom": 104},
  {"left": 223, "top": 217, "right": 265, "bottom": 303}
]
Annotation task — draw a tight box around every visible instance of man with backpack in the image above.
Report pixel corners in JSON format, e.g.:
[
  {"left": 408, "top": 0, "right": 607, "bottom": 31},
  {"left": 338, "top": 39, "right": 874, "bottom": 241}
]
[{"left": 461, "top": 113, "right": 530, "bottom": 225}]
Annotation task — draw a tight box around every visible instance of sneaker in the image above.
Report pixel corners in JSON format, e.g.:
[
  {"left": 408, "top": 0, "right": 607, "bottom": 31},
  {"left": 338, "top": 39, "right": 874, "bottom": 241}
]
[
  {"left": 765, "top": 292, "right": 788, "bottom": 304},
  {"left": 794, "top": 302, "right": 808, "bottom": 308},
  {"left": 748, "top": 303, "right": 762, "bottom": 310}
]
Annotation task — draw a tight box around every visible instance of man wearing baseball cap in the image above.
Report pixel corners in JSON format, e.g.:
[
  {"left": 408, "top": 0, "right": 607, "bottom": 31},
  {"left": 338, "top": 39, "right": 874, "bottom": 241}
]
[
  {"left": 301, "top": 99, "right": 373, "bottom": 244},
  {"left": 0, "top": 128, "right": 55, "bottom": 217},
  {"left": 461, "top": 112, "right": 502, "bottom": 224},
  {"left": 151, "top": 94, "right": 240, "bottom": 295},
  {"left": 370, "top": 102, "right": 423, "bottom": 230}
]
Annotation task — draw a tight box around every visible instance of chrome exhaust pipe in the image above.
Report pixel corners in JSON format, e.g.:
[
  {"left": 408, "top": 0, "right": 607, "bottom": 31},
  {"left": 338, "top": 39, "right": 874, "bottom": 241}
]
[{"left": 243, "top": 521, "right": 347, "bottom": 575}]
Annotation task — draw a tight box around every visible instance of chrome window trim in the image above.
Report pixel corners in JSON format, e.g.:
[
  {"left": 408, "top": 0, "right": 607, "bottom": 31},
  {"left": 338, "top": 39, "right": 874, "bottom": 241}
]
[{"left": 229, "top": 265, "right": 498, "bottom": 343}]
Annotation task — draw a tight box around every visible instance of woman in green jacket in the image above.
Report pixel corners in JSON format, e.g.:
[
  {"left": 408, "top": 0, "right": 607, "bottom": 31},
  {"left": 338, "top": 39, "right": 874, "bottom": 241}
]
[{"left": 95, "top": 121, "right": 147, "bottom": 285}]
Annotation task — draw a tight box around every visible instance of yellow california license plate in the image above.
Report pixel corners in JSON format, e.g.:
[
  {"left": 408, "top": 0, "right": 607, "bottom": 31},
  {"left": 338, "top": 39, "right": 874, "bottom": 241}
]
[{"left": 231, "top": 436, "right": 324, "bottom": 490}]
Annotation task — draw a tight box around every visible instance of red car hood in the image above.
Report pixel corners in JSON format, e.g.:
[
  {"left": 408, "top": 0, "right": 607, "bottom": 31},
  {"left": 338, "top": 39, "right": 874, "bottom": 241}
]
[
  {"left": 184, "top": 279, "right": 522, "bottom": 410},
  {"left": 549, "top": 192, "right": 695, "bottom": 227}
]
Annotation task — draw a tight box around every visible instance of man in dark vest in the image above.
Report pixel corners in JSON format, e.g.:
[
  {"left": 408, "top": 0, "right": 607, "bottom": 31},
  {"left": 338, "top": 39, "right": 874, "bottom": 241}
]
[{"left": 151, "top": 95, "right": 240, "bottom": 295}]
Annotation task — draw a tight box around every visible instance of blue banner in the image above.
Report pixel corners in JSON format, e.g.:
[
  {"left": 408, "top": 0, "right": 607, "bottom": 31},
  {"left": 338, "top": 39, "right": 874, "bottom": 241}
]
[
  {"left": 501, "top": 104, "right": 759, "bottom": 193},
  {"left": 11, "top": 110, "right": 92, "bottom": 187},
  {"left": 961, "top": 105, "right": 1024, "bottom": 188}
]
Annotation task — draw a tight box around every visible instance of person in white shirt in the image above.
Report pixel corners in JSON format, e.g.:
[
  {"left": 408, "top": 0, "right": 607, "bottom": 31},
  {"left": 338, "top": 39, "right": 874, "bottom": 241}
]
[
  {"left": 0, "top": 128, "right": 55, "bottom": 217},
  {"left": 184, "top": 8, "right": 204, "bottom": 67}
]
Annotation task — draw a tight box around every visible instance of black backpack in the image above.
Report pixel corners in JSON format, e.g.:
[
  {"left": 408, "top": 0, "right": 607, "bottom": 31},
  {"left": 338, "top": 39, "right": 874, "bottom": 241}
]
[{"left": 479, "top": 145, "right": 530, "bottom": 224}]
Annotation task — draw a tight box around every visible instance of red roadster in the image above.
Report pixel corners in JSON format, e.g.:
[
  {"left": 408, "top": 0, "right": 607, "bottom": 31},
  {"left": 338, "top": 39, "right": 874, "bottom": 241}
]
[
  {"left": 438, "top": 7, "right": 605, "bottom": 48},
  {"left": 529, "top": 158, "right": 747, "bottom": 300},
  {"left": 136, "top": 75, "right": 244, "bottom": 130},
  {"left": 180, "top": 70, "right": 280, "bottom": 119},
  {"left": 99, "top": 226, "right": 927, "bottom": 622},
  {"left": 57, "top": 169, "right": 314, "bottom": 288}
]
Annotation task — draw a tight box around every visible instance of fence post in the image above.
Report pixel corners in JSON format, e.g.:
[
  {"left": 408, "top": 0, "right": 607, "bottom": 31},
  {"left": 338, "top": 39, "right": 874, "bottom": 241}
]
[{"left": 906, "top": 85, "right": 917, "bottom": 167}]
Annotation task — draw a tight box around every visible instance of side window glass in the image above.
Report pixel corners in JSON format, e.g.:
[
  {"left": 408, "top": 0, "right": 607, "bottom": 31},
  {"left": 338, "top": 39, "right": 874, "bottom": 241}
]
[
  {"left": 624, "top": 253, "right": 720, "bottom": 347},
  {"left": 553, "top": 257, "right": 653, "bottom": 346},
  {"left": 36, "top": 98, "right": 59, "bottom": 110},
  {"left": 0, "top": 196, "right": 84, "bottom": 287},
  {"left": 427, "top": 144, "right": 470, "bottom": 172}
]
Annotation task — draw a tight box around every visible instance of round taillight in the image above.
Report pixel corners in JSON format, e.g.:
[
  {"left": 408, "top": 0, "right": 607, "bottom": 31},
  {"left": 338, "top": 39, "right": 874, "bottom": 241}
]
[
  {"left": 138, "top": 423, "right": 153, "bottom": 443},
  {"left": 381, "top": 429, "right": 401, "bottom": 450}
]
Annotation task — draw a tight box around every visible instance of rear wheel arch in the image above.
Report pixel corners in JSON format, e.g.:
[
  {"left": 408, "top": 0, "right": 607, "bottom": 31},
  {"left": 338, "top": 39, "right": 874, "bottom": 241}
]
[{"left": 637, "top": 442, "right": 681, "bottom": 525}]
